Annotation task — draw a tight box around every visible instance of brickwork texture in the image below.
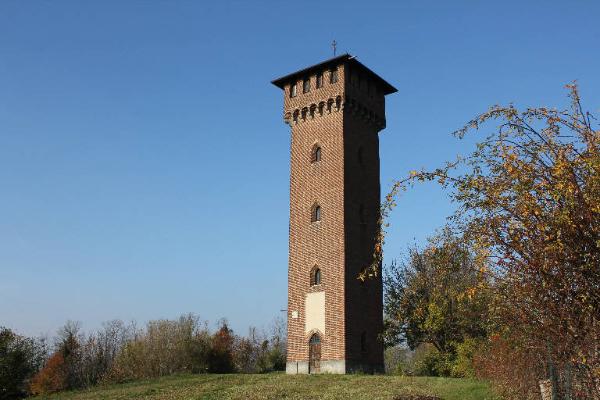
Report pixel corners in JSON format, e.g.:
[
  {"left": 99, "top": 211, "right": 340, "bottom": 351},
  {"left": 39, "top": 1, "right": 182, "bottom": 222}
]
[{"left": 272, "top": 55, "right": 396, "bottom": 373}]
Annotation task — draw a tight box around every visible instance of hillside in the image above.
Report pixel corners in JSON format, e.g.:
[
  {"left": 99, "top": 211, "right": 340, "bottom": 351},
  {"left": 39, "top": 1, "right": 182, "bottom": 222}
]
[{"left": 32, "top": 373, "right": 499, "bottom": 400}]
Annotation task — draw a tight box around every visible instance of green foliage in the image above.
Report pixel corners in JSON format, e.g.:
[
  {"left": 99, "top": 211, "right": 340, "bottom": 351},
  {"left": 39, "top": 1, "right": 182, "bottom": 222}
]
[
  {"left": 450, "top": 338, "right": 481, "bottom": 378},
  {"left": 385, "top": 342, "right": 483, "bottom": 378},
  {"left": 411, "top": 344, "right": 448, "bottom": 377},
  {"left": 384, "top": 346, "right": 410, "bottom": 375},
  {"left": 0, "top": 327, "right": 46, "bottom": 399},
  {"left": 384, "top": 229, "right": 491, "bottom": 374}
]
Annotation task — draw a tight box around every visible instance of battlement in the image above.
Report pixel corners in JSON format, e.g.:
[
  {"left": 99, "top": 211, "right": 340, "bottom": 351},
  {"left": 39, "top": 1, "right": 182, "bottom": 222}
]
[{"left": 273, "top": 55, "right": 396, "bottom": 374}]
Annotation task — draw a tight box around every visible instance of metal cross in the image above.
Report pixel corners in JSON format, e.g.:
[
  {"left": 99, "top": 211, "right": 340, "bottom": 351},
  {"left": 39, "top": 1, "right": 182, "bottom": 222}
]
[{"left": 332, "top": 40, "right": 337, "bottom": 56}]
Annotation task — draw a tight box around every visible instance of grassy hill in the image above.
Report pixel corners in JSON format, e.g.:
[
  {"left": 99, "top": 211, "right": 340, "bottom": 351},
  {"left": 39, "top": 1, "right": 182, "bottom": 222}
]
[{"left": 32, "top": 373, "right": 499, "bottom": 400}]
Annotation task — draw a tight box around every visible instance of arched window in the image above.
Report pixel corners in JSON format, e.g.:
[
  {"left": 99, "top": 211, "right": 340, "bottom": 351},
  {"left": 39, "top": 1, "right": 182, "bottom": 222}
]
[
  {"left": 312, "top": 204, "right": 321, "bottom": 222},
  {"left": 312, "top": 145, "right": 322, "bottom": 163},
  {"left": 311, "top": 266, "right": 322, "bottom": 286},
  {"left": 360, "top": 332, "right": 367, "bottom": 351},
  {"left": 310, "top": 333, "right": 321, "bottom": 345}
]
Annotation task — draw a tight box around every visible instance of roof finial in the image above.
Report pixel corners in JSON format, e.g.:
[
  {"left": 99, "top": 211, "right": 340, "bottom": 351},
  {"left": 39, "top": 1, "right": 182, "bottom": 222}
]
[{"left": 332, "top": 40, "right": 337, "bottom": 57}]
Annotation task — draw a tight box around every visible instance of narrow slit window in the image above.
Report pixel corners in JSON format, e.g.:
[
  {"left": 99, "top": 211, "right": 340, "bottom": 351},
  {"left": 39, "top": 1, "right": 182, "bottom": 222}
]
[
  {"left": 312, "top": 145, "right": 322, "bottom": 163},
  {"left": 290, "top": 83, "right": 297, "bottom": 98},
  {"left": 316, "top": 73, "right": 323, "bottom": 88},
  {"left": 311, "top": 267, "right": 322, "bottom": 286},
  {"left": 330, "top": 68, "right": 338, "bottom": 84},
  {"left": 312, "top": 205, "right": 321, "bottom": 222},
  {"left": 303, "top": 78, "right": 310, "bottom": 93}
]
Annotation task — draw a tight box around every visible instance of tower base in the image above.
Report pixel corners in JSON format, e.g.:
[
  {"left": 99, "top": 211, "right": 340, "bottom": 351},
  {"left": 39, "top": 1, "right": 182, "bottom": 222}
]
[{"left": 285, "top": 360, "right": 384, "bottom": 375}]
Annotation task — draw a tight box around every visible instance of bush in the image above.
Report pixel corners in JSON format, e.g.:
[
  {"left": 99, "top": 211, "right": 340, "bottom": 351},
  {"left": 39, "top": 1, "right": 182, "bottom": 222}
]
[
  {"left": 207, "top": 322, "right": 235, "bottom": 373},
  {"left": 473, "top": 335, "right": 543, "bottom": 400},
  {"left": 28, "top": 353, "right": 67, "bottom": 396},
  {"left": 106, "top": 314, "right": 213, "bottom": 381},
  {"left": 18, "top": 314, "right": 288, "bottom": 396},
  {"left": 0, "top": 327, "right": 46, "bottom": 399},
  {"left": 384, "top": 346, "right": 410, "bottom": 375},
  {"left": 411, "top": 344, "right": 453, "bottom": 377},
  {"left": 451, "top": 338, "right": 482, "bottom": 378}
]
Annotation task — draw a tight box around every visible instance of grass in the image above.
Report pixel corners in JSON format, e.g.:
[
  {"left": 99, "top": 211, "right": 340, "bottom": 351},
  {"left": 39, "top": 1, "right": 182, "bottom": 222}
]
[{"left": 32, "top": 373, "right": 500, "bottom": 400}]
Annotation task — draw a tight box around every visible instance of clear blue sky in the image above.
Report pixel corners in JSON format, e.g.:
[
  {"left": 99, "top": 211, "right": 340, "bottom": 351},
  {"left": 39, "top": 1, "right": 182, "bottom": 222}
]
[{"left": 1, "top": 1, "right": 599, "bottom": 338}]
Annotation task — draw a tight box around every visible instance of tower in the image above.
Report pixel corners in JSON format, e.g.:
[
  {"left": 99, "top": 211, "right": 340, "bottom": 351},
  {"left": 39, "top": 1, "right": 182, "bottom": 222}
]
[{"left": 272, "top": 54, "right": 397, "bottom": 374}]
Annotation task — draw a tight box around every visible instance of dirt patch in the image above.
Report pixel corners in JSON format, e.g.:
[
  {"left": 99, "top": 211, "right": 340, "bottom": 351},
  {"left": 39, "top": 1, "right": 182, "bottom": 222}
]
[{"left": 392, "top": 396, "right": 442, "bottom": 400}]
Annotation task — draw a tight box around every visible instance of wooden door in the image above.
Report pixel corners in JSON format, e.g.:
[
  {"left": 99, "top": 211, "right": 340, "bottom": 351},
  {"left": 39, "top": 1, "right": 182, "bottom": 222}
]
[{"left": 308, "top": 334, "right": 321, "bottom": 373}]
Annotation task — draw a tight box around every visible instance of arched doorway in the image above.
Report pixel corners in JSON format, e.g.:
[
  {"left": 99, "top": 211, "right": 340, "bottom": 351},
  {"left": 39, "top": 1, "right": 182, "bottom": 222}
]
[{"left": 308, "top": 333, "right": 321, "bottom": 373}]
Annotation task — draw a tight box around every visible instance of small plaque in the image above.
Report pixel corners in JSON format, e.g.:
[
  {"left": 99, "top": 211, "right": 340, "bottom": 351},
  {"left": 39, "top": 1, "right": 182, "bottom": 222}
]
[{"left": 291, "top": 311, "right": 299, "bottom": 319}]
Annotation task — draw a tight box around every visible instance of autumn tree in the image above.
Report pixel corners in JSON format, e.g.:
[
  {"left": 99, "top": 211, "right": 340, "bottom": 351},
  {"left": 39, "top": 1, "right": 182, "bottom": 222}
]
[
  {"left": 28, "top": 353, "right": 67, "bottom": 396},
  {"left": 379, "top": 84, "right": 599, "bottom": 398},
  {"left": 208, "top": 321, "right": 235, "bottom": 373},
  {"left": 384, "top": 229, "right": 491, "bottom": 376}
]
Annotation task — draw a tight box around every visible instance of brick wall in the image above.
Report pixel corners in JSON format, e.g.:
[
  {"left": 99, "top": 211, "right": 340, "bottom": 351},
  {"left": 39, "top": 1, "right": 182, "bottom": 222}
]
[
  {"left": 276, "top": 58, "right": 390, "bottom": 370},
  {"left": 286, "top": 64, "right": 348, "bottom": 363}
]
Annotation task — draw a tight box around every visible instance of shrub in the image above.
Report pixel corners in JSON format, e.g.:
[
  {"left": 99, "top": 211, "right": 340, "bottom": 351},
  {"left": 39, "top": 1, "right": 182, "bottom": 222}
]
[
  {"left": 384, "top": 346, "right": 410, "bottom": 375},
  {"left": 106, "top": 314, "right": 212, "bottom": 382},
  {"left": 451, "top": 338, "right": 482, "bottom": 378},
  {"left": 0, "top": 327, "right": 45, "bottom": 399},
  {"left": 411, "top": 344, "right": 452, "bottom": 377},
  {"left": 473, "top": 334, "right": 543, "bottom": 400},
  {"left": 29, "top": 353, "right": 67, "bottom": 396},
  {"left": 208, "top": 322, "right": 235, "bottom": 373}
]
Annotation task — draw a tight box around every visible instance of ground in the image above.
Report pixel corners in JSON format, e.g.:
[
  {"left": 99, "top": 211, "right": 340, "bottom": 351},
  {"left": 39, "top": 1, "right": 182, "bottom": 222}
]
[{"left": 32, "top": 373, "right": 500, "bottom": 400}]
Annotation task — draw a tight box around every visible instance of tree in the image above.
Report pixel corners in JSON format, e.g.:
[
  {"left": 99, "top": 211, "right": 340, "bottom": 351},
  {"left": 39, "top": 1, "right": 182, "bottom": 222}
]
[
  {"left": 384, "top": 229, "right": 491, "bottom": 376},
  {"left": 0, "top": 327, "right": 45, "bottom": 400},
  {"left": 381, "top": 84, "right": 600, "bottom": 398},
  {"left": 208, "top": 321, "right": 235, "bottom": 373},
  {"left": 55, "top": 321, "right": 83, "bottom": 390},
  {"left": 28, "top": 353, "right": 67, "bottom": 396}
]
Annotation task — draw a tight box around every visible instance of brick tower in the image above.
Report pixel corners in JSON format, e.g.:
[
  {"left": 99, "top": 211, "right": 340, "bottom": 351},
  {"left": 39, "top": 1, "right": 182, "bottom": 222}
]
[{"left": 272, "top": 54, "right": 396, "bottom": 374}]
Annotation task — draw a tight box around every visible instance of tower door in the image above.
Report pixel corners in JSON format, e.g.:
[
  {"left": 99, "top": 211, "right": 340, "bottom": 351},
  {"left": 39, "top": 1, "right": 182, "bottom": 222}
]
[{"left": 308, "top": 333, "right": 321, "bottom": 373}]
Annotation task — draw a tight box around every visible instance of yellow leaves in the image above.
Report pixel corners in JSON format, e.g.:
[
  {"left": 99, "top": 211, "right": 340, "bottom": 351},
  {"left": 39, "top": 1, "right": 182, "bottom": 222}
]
[{"left": 466, "top": 287, "right": 477, "bottom": 300}]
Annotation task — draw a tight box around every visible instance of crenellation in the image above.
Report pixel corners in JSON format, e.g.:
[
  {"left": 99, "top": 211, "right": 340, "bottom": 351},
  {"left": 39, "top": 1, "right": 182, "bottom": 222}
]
[{"left": 272, "top": 54, "right": 396, "bottom": 374}]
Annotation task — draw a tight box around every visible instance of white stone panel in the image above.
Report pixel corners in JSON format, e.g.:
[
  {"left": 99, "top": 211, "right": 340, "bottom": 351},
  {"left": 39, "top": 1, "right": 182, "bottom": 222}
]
[{"left": 305, "top": 291, "right": 325, "bottom": 334}]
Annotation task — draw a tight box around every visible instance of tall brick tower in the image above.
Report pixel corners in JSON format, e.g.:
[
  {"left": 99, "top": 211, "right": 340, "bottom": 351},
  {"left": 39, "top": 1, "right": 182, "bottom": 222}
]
[{"left": 272, "top": 54, "right": 396, "bottom": 374}]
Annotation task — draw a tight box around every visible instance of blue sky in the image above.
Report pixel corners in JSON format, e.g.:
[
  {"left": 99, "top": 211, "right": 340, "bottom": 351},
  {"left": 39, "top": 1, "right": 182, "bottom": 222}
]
[{"left": 1, "top": 0, "right": 599, "bottom": 337}]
